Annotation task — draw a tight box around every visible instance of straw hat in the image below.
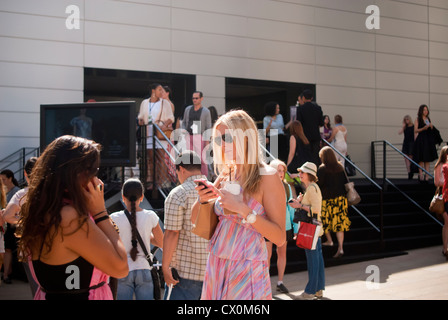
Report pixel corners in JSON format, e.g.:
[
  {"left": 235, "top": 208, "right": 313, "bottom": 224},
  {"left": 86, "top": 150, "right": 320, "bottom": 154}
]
[{"left": 297, "top": 162, "right": 318, "bottom": 180}]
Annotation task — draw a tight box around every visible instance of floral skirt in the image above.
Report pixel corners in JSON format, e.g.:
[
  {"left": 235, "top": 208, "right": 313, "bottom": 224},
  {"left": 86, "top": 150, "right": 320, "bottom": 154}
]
[{"left": 321, "top": 196, "right": 351, "bottom": 233}]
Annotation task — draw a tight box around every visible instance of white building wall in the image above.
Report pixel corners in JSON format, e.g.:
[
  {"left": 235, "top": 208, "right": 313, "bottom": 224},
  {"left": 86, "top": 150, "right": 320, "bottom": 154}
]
[{"left": 1, "top": 0, "right": 448, "bottom": 174}]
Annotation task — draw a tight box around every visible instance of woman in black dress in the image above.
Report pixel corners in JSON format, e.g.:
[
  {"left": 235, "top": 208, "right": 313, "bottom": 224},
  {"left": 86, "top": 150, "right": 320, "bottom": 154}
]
[
  {"left": 413, "top": 105, "right": 438, "bottom": 183},
  {"left": 399, "top": 115, "right": 415, "bottom": 179}
]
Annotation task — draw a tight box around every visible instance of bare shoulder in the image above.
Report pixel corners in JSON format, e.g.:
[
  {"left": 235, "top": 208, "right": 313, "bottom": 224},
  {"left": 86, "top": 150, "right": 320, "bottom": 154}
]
[
  {"left": 259, "top": 166, "right": 282, "bottom": 190},
  {"left": 60, "top": 205, "right": 88, "bottom": 233},
  {"left": 260, "top": 165, "right": 277, "bottom": 177}
]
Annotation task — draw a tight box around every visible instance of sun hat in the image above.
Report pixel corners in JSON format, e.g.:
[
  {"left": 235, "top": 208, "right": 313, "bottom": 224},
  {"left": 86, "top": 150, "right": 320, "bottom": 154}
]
[{"left": 297, "top": 162, "right": 318, "bottom": 180}]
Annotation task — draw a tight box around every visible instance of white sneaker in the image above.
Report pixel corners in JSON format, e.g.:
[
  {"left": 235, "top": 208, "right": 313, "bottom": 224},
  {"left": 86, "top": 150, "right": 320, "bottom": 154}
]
[{"left": 294, "top": 292, "right": 316, "bottom": 300}]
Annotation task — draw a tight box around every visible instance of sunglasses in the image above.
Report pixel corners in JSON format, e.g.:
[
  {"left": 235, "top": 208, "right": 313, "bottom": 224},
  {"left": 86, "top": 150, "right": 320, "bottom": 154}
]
[{"left": 214, "top": 133, "right": 234, "bottom": 146}]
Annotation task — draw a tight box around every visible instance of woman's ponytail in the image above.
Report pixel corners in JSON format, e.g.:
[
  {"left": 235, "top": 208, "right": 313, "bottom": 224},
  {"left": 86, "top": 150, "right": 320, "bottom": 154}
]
[{"left": 122, "top": 179, "right": 144, "bottom": 262}]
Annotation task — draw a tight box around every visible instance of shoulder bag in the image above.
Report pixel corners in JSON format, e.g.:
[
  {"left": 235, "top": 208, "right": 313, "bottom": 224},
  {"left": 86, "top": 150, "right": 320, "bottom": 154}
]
[
  {"left": 191, "top": 201, "right": 218, "bottom": 240},
  {"left": 344, "top": 168, "right": 361, "bottom": 206},
  {"left": 429, "top": 187, "right": 445, "bottom": 219},
  {"left": 123, "top": 209, "right": 162, "bottom": 300}
]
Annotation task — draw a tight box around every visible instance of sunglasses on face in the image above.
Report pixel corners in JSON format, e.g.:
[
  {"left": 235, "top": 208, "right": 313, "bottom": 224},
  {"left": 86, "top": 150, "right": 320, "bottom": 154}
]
[{"left": 214, "top": 133, "right": 234, "bottom": 146}]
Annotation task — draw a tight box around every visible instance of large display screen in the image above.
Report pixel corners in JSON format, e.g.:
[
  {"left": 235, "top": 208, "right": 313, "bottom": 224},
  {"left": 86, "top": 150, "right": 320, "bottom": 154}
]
[{"left": 40, "top": 101, "right": 137, "bottom": 167}]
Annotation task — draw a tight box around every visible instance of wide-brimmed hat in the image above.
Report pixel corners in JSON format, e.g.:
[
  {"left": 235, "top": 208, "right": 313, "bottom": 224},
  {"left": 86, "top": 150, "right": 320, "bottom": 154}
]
[{"left": 297, "top": 162, "right": 318, "bottom": 180}]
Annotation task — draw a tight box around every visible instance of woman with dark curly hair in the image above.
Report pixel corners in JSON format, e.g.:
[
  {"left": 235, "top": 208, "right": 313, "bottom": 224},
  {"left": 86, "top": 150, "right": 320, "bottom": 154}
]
[{"left": 18, "top": 135, "right": 128, "bottom": 300}]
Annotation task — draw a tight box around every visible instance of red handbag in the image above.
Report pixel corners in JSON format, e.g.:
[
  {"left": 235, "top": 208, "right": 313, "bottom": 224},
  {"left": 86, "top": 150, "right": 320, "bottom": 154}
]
[{"left": 296, "top": 221, "right": 322, "bottom": 250}]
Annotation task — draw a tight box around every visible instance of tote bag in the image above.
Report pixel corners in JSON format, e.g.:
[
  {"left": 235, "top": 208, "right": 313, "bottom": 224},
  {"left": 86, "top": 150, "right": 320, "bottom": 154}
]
[
  {"left": 191, "top": 201, "right": 218, "bottom": 240},
  {"left": 296, "top": 221, "right": 322, "bottom": 250}
]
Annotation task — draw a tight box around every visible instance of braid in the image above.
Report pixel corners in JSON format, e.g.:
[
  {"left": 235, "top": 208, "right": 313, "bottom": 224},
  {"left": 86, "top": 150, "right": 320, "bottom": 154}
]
[
  {"left": 122, "top": 178, "right": 144, "bottom": 262},
  {"left": 129, "top": 195, "right": 139, "bottom": 261}
]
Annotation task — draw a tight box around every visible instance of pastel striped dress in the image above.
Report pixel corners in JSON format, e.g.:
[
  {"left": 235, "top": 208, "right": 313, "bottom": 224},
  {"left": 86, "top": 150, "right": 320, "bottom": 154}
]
[{"left": 201, "top": 197, "right": 272, "bottom": 300}]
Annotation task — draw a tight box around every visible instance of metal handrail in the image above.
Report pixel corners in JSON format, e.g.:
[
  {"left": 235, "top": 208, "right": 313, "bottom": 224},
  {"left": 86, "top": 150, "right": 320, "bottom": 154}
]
[
  {"left": 371, "top": 140, "right": 434, "bottom": 179},
  {"left": 386, "top": 178, "right": 443, "bottom": 227},
  {"left": 321, "top": 139, "right": 384, "bottom": 243},
  {"left": 371, "top": 140, "right": 443, "bottom": 227},
  {"left": 0, "top": 147, "right": 40, "bottom": 186},
  {"left": 264, "top": 139, "right": 383, "bottom": 242},
  {"left": 323, "top": 139, "right": 382, "bottom": 190},
  {"left": 151, "top": 123, "right": 181, "bottom": 198}
]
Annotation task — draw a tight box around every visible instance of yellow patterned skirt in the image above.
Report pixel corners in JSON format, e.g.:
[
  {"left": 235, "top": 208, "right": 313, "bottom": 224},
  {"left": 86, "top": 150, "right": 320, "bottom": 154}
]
[{"left": 321, "top": 196, "right": 351, "bottom": 233}]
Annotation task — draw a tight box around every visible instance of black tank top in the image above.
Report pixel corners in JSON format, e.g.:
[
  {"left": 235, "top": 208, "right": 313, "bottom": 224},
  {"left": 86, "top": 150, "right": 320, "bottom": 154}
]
[{"left": 32, "top": 256, "right": 95, "bottom": 300}]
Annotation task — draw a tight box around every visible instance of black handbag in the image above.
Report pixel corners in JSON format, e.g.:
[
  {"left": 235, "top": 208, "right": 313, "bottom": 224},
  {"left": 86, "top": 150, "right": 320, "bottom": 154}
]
[
  {"left": 345, "top": 155, "right": 356, "bottom": 176},
  {"left": 293, "top": 208, "right": 311, "bottom": 224},
  {"left": 124, "top": 209, "right": 162, "bottom": 300}
]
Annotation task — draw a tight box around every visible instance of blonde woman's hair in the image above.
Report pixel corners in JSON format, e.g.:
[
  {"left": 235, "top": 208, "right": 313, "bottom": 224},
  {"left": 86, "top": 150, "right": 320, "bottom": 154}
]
[
  {"left": 403, "top": 115, "right": 413, "bottom": 124},
  {"left": 0, "top": 178, "right": 6, "bottom": 209},
  {"left": 212, "top": 109, "right": 267, "bottom": 195}
]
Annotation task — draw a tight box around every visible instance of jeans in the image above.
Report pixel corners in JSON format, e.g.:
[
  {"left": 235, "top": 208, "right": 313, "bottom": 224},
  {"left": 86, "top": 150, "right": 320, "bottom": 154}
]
[
  {"left": 163, "top": 277, "right": 203, "bottom": 300},
  {"left": 117, "top": 269, "right": 154, "bottom": 300},
  {"left": 304, "top": 237, "right": 325, "bottom": 294}
]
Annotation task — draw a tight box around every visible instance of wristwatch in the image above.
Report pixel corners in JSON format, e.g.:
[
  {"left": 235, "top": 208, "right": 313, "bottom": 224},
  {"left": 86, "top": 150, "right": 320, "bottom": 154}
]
[{"left": 243, "top": 210, "right": 258, "bottom": 224}]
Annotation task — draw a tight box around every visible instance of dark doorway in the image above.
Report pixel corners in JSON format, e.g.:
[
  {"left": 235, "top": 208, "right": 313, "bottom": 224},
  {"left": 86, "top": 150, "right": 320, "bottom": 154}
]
[
  {"left": 84, "top": 67, "right": 196, "bottom": 121},
  {"left": 225, "top": 77, "right": 316, "bottom": 128}
]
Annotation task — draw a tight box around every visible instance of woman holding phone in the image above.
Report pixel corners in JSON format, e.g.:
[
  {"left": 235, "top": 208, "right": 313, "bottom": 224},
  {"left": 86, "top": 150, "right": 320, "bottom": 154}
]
[
  {"left": 17, "top": 135, "right": 128, "bottom": 300},
  {"left": 191, "top": 110, "right": 286, "bottom": 300}
]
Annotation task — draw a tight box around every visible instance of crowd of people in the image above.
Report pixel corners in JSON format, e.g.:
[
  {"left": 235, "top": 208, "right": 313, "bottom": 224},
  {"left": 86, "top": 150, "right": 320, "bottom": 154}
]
[{"left": 1, "top": 85, "right": 446, "bottom": 301}]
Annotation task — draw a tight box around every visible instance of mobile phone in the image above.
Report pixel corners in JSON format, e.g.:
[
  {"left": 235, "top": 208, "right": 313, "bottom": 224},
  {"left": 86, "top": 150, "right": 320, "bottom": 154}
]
[
  {"left": 194, "top": 179, "right": 210, "bottom": 189},
  {"left": 288, "top": 199, "right": 294, "bottom": 203}
]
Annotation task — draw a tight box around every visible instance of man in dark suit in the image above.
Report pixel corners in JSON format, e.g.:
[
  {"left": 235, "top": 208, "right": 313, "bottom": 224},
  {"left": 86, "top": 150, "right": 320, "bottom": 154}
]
[{"left": 296, "top": 89, "right": 324, "bottom": 165}]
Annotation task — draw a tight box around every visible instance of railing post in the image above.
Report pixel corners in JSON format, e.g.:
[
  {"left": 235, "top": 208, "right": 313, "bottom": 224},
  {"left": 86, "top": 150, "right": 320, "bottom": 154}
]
[
  {"left": 382, "top": 141, "right": 387, "bottom": 190},
  {"left": 140, "top": 125, "right": 148, "bottom": 190},
  {"left": 152, "top": 124, "right": 157, "bottom": 198},
  {"left": 379, "top": 188, "right": 385, "bottom": 248},
  {"left": 371, "top": 141, "right": 376, "bottom": 179},
  {"left": 21, "top": 148, "right": 26, "bottom": 183}
]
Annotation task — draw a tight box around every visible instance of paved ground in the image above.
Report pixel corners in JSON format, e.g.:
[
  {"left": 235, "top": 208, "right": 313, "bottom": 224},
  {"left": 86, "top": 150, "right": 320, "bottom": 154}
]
[
  {"left": 1, "top": 245, "right": 447, "bottom": 300},
  {"left": 271, "top": 245, "right": 448, "bottom": 300}
]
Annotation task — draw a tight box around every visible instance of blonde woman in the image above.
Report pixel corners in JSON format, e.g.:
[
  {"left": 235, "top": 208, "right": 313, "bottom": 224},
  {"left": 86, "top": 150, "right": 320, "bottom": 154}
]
[
  {"left": 192, "top": 110, "right": 286, "bottom": 300},
  {"left": 398, "top": 115, "right": 415, "bottom": 179},
  {"left": 328, "top": 115, "right": 347, "bottom": 167}
]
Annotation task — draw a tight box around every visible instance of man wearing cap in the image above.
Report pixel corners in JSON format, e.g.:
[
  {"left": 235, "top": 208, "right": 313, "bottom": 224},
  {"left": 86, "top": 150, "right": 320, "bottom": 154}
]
[
  {"left": 296, "top": 90, "right": 324, "bottom": 166},
  {"left": 162, "top": 150, "right": 209, "bottom": 300}
]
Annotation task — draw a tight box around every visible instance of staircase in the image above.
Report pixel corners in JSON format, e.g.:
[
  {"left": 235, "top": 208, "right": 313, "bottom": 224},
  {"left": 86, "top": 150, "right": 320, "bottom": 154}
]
[{"left": 270, "top": 178, "right": 442, "bottom": 275}]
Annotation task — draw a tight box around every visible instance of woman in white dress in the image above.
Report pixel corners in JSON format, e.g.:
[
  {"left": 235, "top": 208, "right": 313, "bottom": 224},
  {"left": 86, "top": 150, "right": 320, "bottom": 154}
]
[{"left": 328, "top": 114, "right": 348, "bottom": 167}]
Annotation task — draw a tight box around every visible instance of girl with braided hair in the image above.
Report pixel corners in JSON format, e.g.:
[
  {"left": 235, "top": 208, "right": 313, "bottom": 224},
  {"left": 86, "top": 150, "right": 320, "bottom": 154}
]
[{"left": 110, "top": 178, "right": 164, "bottom": 300}]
